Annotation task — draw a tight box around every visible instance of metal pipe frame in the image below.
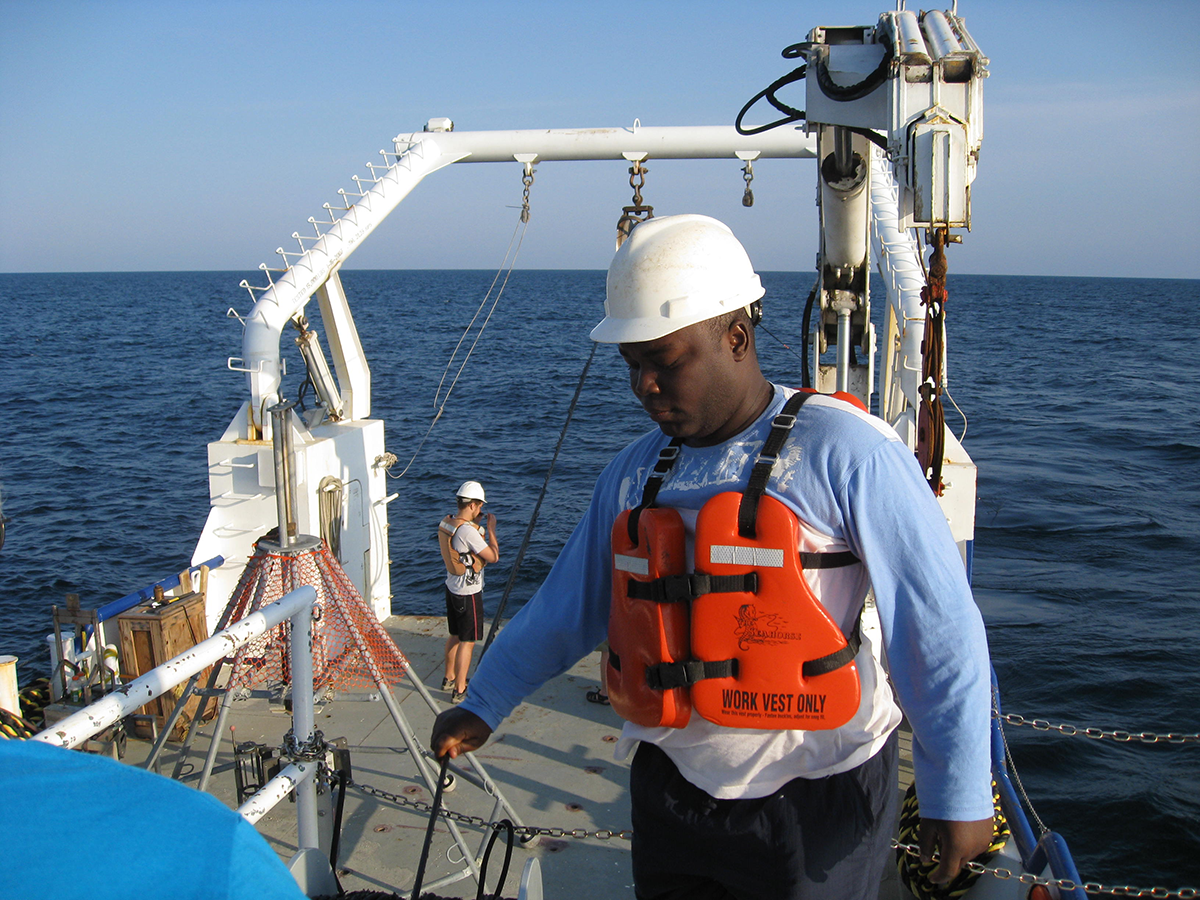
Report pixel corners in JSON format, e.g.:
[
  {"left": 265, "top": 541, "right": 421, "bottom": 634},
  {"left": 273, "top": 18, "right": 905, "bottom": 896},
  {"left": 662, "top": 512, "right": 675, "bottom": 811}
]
[
  {"left": 95, "top": 556, "right": 224, "bottom": 623},
  {"left": 33, "top": 586, "right": 318, "bottom": 750},
  {"left": 290, "top": 591, "right": 321, "bottom": 854},
  {"left": 836, "top": 307, "right": 853, "bottom": 393},
  {"left": 270, "top": 403, "right": 293, "bottom": 549},
  {"left": 237, "top": 761, "right": 317, "bottom": 825},
  {"left": 393, "top": 123, "right": 816, "bottom": 163},
  {"left": 241, "top": 125, "right": 817, "bottom": 416}
]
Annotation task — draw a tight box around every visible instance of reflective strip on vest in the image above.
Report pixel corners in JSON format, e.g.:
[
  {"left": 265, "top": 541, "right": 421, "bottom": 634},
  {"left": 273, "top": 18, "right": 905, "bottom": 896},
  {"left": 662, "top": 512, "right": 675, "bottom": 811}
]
[
  {"left": 709, "top": 545, "right": 785, "bottom": 568},
  {"left": 614, "top": 553, "right": 650, "bottom": 576}
]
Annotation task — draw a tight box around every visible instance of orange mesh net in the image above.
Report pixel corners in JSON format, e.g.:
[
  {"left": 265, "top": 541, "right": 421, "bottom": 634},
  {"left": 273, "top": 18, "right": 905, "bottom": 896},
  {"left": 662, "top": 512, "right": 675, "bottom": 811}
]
[{"left": 222, "top": 536, "right": 409, "bottom": 693}]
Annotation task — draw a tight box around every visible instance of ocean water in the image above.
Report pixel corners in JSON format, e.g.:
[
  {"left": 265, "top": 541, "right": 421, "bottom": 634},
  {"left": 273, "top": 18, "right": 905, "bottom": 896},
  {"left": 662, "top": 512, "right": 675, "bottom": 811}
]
[{"left": 1, "top": 270, "right": 1197, "bottom": 889}]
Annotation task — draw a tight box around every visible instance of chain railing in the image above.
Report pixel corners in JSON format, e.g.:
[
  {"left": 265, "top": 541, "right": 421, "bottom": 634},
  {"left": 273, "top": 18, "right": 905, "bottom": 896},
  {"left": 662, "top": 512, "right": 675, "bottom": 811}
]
[
  {"left": 355, "top": 780, "right": 1198, "bottom": 898},
  {"left": 893, "top": 842, "right": 1198, "bottom": 899},
  {"left": 354, "top": 781, "right": 633, "bottom": 841},
  {"left": 996, "top": 713, "right": 1200, "bottom": 745}
]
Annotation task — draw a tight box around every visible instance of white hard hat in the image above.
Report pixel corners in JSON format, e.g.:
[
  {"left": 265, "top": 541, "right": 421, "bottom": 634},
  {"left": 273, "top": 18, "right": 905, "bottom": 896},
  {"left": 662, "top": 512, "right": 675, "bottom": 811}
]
[
  {"left": 456, "top": 480, "right": 486, "bottom": 503},
  {"left": 590, "top": 214, "right": 765, "bottom": 344}
]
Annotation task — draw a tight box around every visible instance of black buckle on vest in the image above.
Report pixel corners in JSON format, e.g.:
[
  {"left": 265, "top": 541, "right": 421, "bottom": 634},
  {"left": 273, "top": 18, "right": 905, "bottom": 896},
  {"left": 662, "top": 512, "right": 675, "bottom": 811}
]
[
  {"left": 655, "top": 445, "right": 680, "bottom": 465},
  {"left": 628, "top": 572, "right": 759, "bottom": 604},
  {"left": 771, "top": 412, "right": 797, "bottom": 430},
  {"left": 628, "top": 574, "right": 695, "bottom": 604}
]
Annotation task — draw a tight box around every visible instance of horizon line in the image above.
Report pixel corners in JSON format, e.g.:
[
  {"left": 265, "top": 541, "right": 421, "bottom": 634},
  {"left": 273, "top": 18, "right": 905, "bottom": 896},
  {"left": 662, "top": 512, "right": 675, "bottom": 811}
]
[{"left": 2, "top": 269, "right": 1198, "bottom": 282}]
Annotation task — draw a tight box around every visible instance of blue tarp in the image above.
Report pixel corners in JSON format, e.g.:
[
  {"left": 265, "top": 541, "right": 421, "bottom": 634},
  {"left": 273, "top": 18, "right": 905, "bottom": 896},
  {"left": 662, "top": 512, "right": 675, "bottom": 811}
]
[{"left": 1, "top": 740, "right": 307, "bottom": 900}]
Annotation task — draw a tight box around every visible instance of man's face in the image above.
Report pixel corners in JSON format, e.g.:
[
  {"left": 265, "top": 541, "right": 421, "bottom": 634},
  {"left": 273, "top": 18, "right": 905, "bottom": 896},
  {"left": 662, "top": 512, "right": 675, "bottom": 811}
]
[{"left": 618, "top": 319, "right": 743, "bottom": 447}]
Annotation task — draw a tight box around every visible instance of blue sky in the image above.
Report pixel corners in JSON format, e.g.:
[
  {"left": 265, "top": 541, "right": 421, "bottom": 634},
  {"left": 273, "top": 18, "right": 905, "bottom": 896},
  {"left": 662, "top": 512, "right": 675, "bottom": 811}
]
[{"left": 1, "top": 0, "right": 1197, "bottom": 278}]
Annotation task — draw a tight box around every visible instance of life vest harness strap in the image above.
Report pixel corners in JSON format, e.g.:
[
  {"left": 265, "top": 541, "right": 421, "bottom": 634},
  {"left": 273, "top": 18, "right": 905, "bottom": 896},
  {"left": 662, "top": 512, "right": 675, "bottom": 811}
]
[
  {"left": 626, "top": 391, "right": 860, "bottom": 598},
  {"left": 627, "top": 572, "right": 759, "bottom": 604},
  {"left": 802, "top": 550, "right": 860, "bottom": 569},
  {"left": 803, "top": 616, "right": 863, "bottom": 677},
  {"left": 645, "top": 658, "right": 738, "bottom": 691},
  {"left": 626, "top": 545, "right": 857, "bottom": 606},
  {"left": 641, "top": 616, "right": 862, "bottom": 691},
  {"left": 738, "top": 391, "right": 809, "bottom": 539},
  {"left": 627, "top": 440, "right": 685, "bottom": 544},
  {"left": 626, "top": 393, "right": 809, "bottom": 546},
  {"left": 438, "top": 515, "right": 481, "bottom": 577}
]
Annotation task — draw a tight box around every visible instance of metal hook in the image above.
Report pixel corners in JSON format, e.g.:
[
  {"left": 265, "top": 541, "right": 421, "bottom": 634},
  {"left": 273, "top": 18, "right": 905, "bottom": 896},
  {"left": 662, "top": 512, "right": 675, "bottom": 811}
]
[
  {"left": 515, "top": 154, "right": 537, "bottom": 224},
  {"left": 616, "top": 158, "right": 654, "bottom": 248}
]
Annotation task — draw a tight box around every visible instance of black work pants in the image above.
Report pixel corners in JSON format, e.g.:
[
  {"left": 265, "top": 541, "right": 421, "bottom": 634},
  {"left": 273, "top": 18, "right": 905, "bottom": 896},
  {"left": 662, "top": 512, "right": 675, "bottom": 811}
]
[{"left": 630, "top": 732, "right": 898, "bottom": 900}]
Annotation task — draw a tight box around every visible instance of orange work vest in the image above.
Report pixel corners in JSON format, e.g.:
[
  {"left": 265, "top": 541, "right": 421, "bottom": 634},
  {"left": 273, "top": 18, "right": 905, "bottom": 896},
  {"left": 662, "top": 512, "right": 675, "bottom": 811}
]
[{"left": 606, "top": 391, "right": 863, "bottom": 731}]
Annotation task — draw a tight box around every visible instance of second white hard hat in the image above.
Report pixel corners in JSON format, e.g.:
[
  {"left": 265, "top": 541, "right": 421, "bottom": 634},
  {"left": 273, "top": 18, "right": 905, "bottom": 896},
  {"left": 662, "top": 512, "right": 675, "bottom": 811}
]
[
  {"left": 456, "top": 480, "right": 486, "bottom": 503},
  {"left": 590, "top": 214, "right": 764, "bottom": 344}
]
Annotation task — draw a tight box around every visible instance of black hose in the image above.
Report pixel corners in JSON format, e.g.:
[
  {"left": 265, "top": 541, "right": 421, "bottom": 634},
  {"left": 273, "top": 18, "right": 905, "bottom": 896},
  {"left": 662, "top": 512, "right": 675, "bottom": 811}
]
[
  {"left": 411, "top": 756, "right": 451, "bottom": 900},
  {"left": 845, "top": 125, "right": 889, "bottom": 152},
  {"left": 735, "top": 64, "right": 807, "bottom": 136},
  {"left": 475, "top": 819, "right": 516, "bottom": 900},
  {"left": 812, "top": 40, "right": 893, "bottom": 102},
  {"left": 799, "top": 282, "right": 819, "bottom": 389},
  {"left": 328, "top": 769, "right": 348, "bottom": 882}
]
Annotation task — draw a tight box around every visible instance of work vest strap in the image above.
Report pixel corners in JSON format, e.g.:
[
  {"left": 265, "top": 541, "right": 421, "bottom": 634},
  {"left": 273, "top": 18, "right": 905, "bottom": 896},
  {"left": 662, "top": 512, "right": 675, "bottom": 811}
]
[
  {"left": 691, "top": 572, "right": 758, "bottom": 597},
  {"left": 798, "top": 550, "right": 859, "bottom": 569},
  {"left": 627, "top": 572, "right": 759, "bottom": 604},
  {"left": 801, "top": 616, "right": 862, "bottom": 677},
  {"left": 646, "top": 658, "right": 738, "bottom": 691},
  {"left": 738, "top": 391, "right": 811, "bottom": 539},
  {"left": 627, "top": 439, "right": 685, "bottom": 545}
]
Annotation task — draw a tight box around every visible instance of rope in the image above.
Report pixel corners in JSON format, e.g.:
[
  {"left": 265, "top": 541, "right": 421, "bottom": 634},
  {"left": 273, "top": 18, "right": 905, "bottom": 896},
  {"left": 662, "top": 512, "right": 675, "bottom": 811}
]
[
  {"left": 993, "top": 686, "right": 1049, "bottom": 836},
  {"left": 434, "top": 218, "right": 526, "bottom": 411},
  {"left": 896, "top": 780, "right": 1010, "bottom": 900},
  {"left": 479, "top": 341, "right": 599, "bottom": 657},
  {"left": 917, "top": 228, "right": 949, "bottom": 495},
  {"left": 390, "top": 214, "right": 530, "bottom": 481},
  {"left": 944, "top": 384, "right": 968, "bottom": 443}
]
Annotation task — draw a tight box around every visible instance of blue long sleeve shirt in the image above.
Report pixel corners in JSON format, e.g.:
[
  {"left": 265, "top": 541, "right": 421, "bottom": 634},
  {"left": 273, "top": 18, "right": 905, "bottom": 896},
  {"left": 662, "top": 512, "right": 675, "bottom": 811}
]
[{"left": 463, "top": 385, "right": 993, "bottom": 821}]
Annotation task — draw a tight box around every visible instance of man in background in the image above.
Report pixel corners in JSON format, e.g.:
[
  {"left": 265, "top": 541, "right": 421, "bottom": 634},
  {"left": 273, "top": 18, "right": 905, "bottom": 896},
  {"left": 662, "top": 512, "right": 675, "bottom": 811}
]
[{"left": 436, "top": 480, "right": 498, "bottom": 704}]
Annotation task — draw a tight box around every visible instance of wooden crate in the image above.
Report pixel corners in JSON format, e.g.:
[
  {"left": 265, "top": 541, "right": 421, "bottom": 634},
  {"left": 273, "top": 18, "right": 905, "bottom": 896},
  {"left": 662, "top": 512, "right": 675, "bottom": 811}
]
[{"left": 117, "top": 591, "right": 212, "bottom": 740}]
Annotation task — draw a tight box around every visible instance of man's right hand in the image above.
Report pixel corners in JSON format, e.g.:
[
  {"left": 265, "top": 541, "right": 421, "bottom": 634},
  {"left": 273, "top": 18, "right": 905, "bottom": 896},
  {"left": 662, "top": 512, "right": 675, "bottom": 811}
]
[
  {"left": 431, "top": 707, "right": 493, "bottom": 759},
  {"left": 485, "top": 511, "right": 497, "bottom": 532}
]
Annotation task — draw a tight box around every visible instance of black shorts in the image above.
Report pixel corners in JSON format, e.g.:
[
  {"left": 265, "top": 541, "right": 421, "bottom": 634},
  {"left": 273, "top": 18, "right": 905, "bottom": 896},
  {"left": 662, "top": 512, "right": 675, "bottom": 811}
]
[
  {"left": 629, "top": 733, "right": 898, "bottom": 900},
  {"left": 444, "top": 587, "right": 484, "bottom": 642}
]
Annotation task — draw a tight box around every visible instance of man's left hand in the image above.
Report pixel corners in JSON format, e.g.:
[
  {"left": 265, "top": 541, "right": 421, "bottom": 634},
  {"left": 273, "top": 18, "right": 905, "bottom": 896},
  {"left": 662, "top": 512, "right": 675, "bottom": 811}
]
[{"left": 918, "top": 817, "right": 994, "bottom": 884}]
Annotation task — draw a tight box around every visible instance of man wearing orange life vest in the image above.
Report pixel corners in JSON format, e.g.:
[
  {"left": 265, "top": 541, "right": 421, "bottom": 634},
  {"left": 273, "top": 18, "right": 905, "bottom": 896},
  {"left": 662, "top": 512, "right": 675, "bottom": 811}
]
[
  {"left": 438, "top": 480, "right": 499, "bottom": 704},
  {"left": 432, "top": 215, "right": 994, "bottom": 899}
]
